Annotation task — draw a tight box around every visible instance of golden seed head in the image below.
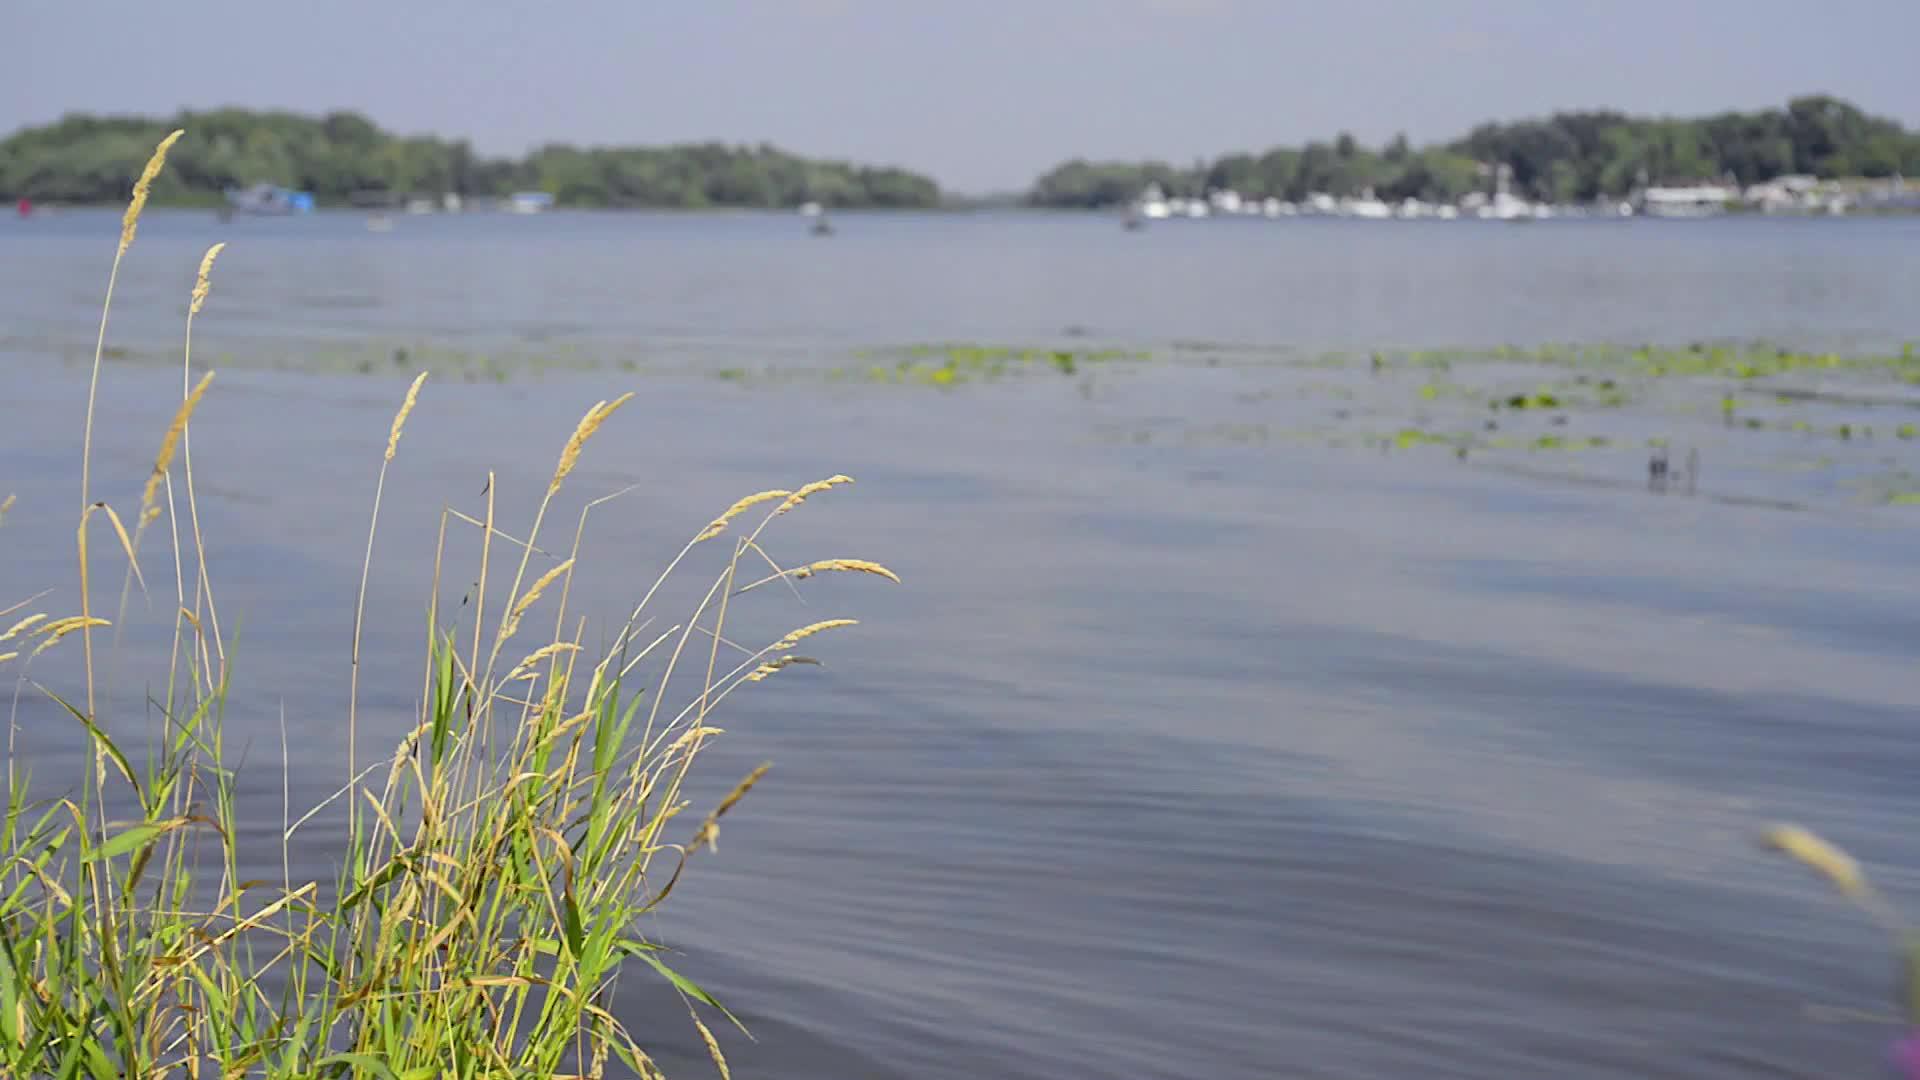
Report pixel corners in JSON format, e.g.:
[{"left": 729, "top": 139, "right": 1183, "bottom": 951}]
[
  {"left": 189, "top": 242, "right": 227, "bottom": 315},
  {"left": 693, "top": 1015, "right": 730, "bottom": 1080},
  {"left": 0, "top": 652, "right": 16, "bottom": 666},
  {"left": 696, "top": 489, "right": 791, "bottom": 542},
  {"left": 773, "top": 618, "right": 858, "bottom": 650},
  {"left": 386, "top": 371, "right": 429, "bottom": 462},
  {"left": 30, "top": 616, "right": 112, "bottom": 658},
  {"left": 506, "top": 641, "right": 580, "bottom": 680},
  {"left": 1765, "top": 824, "right": 1867, "bottom": 899},
  {"left": 744, "top": 654, "right": 819, "bottom": 681},
  {"left": 775, "top": 474, "right": 855, "bottom": 515},
  {"left": 791, "top": 558, "right": 900, "bottom": 584},
  {"left": 711, "top": 762, "right": 769, "bottom": 820},
  {"left": 1, "top": 613, "right": 48, "bottom": 641},
  {"left": 0, "top": 493, "right": 13, "bottom": 527},
  {"left": 515, "top": 641, "right": 580, "bottom": 668},
  {"left": 550, "top": 392, "right": 634, "bottom": 495},
  {"left": 497, "top": 558, "right": 575, "bottom": 645},
  {"left": 141, "top": 371, "right": 215, "bottom": 524},
  {"left": 119, "top": 129, "right": 184, "bottom": 256},
  {"left": 666, "top": 725, "right": 725, "bottom": 752},
  {"left": 510, "top": 559, "right": 574, "bottom": 620}
]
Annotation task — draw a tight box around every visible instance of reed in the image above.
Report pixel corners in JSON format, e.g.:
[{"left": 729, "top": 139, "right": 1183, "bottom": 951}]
[{"left": 0, "top": 133, "right": 893, "bottom": 1078}]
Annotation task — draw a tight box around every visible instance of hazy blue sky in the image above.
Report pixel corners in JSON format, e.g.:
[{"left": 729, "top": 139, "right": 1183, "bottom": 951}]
[{"left": 8, "top": 0, "right": 1919, "bottom": 191}]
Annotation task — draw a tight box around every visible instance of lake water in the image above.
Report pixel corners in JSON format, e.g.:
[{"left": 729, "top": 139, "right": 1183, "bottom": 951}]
[{"left": 4, "top": 208, "right": 1920, "bottom": 1078}]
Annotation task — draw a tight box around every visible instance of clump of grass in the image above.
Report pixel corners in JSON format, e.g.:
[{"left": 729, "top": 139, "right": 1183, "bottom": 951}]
[{"left": 0, "top": 132, "right": 894, "bottom": 1077}]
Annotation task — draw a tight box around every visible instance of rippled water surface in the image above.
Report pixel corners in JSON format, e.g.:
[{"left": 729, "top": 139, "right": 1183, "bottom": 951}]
[{"left": 3, "top": 208, "right": 1919, "bottom": 1078}]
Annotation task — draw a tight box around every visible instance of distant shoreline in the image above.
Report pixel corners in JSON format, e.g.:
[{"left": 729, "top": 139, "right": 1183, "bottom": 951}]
[
  {"left": 10, "top": 95, "right": 1920, "bottom": 216},
  {"left": 0, "top": 108, "right": 943, "bottom": 210}
]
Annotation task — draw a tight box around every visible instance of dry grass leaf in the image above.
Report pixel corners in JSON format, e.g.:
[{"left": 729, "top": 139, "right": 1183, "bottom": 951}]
[{"left": 83, "top": 502, "right": 145, "bottom": 595}]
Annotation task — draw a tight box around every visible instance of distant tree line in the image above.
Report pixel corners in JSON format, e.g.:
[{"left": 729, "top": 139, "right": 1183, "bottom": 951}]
[
  {"left": 0, "top": 109, "right": 942, "bottom": 209},
  {"left": 1029, "top": 96, "right": 1920, "bottom": 208}
]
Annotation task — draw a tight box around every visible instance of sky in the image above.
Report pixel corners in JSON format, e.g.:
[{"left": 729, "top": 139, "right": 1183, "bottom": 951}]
[{"left": 7, "top": 0, "right": 1920, "bottom": 192}]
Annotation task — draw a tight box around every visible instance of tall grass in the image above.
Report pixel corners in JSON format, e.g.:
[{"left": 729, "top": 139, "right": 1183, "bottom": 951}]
[{"left": 0, "top": 132, "right": 894, "bottom": 1078}]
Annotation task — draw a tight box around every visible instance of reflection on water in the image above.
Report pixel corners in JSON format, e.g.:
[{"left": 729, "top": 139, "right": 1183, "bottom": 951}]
[{"left": 3, "top": 211, "right": 1919, "bottom": 1077}]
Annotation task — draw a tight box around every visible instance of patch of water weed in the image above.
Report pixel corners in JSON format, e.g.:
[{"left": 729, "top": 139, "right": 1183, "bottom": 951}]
[{"left": 719, "top": 341, "right": 1150, "bottom": 389}]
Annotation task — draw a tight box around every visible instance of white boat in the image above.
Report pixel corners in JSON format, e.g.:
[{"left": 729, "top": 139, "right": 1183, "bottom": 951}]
[
  {"left": 507, "top": 191, "right": 554, "bottom": 214},
  {"left": 1136, "top": 184, "right": 1172, "bottom": 219},
  {"left": 1475, "top": 191, "right": 1535, "bottom": 220},
  {"left": 1637, "top": 185, "right": 1735, "bottom": 218},
  {"left": 1345, "top": 191, "right": 1392, "bottom": 219},
  {"left": 1166, "top": 196, "right": 1209, "bottom": 219},
  {"left": 799, "top": 201, "right": 823, "bottom": 217}
]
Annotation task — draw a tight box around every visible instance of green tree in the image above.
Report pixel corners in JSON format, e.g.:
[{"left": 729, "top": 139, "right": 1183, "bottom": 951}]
[
  {"left": 0, "top": 110, "right": 942, "bottom": 209},
  {"left": 1023, "top": 95, "right": 1920, "bottom": 208}
]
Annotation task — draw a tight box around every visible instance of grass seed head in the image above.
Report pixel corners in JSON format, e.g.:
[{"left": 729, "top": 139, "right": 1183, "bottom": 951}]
[
  {"left": 775, "top": 474, "right": 854, "bottom": 515},
  {"left": 792, "top": 558, "right": 900, "bottom": 584},
  {"left": 141, "top": 371, "right": 215, "bottom": 525},
  {"left": 773, "top": 618, "right": 857, "bottom": 650},
  {"left": 550, "top": 392, "right": 633, "bottom": 494},
  {"left": 697, "top": 489, "right": 791, "bottom": 542},
  {"left": 189, "top": 242, "right": 226, "bottom": 315},
  {"left": 1765, "top": 824, "right": 1867, "bottom": 899},
  {"left": 119, "top": 129, "right": 184, "bottom": 256},
  {"left": 386, "top": 371, "right": 429, "bottom": 461}
]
